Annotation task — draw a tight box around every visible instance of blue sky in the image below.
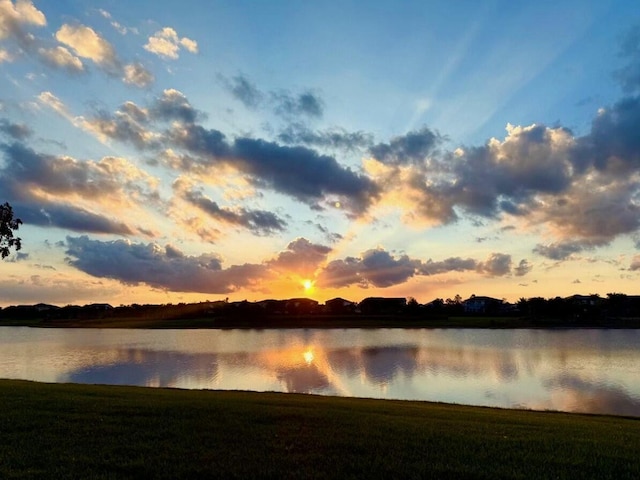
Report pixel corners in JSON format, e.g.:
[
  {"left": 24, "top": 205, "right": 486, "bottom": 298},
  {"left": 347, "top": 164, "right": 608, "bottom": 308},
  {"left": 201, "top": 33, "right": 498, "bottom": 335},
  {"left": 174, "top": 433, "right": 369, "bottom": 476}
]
[{"left": 1, "top": 0, "right": 640, "bottom": 306}]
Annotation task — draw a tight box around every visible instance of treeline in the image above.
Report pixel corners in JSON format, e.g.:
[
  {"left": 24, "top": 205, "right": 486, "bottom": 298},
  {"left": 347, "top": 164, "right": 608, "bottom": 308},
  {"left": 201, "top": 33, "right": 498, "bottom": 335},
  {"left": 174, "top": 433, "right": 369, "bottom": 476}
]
[{"left": 1, "top": 293, "right": 639, "bottom": 326}]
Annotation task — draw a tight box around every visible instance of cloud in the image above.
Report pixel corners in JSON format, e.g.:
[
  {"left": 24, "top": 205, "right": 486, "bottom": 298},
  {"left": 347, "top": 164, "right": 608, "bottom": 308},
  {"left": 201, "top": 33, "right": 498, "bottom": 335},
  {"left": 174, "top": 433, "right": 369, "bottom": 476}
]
[
  {"left": 220, "top": 73, "right": 323, "bottom": 119},
  {"left": 615, "top": 25, "right": 640, "bottom": 94},
  {"left": 0, "top": 47, "right": 11, "bottom": 62},
  {"left": 64, "top": 235, "right": 335, "bottom": 294},
  {"left": 367, "top": 110, "right": 640, "bottom": 247},
  {"left": 0, "top": 141, "right": 158, "bottom": 234},
  {"left": 0, "top": 118, "right": 31, "bottom": 139},
  {"left": 272, "top": 90, "right": 324, "bottom": 119},
  {"left": 369, "top": 127, "right": 442, "bottom": 166},
  {"left": 76, "top": 90, "right": 377, "bottom": 215},
  {"left": 55, "top": 23, "right": 153, "bottom": 87},
  {"left": 19, "top": 203, "right": 134, "bottom": 235},
  {"left": 37, "top": 91, "right": 69, "bottom": 116},
  {"left": 316, "top": 248, "right": 420, "bottom": 289},
  {"left": 533, "top": 240, "right": 598, "bottom": 261},
  {"left": 175, "top": 180, "right": 288, "bottom": 235},
  {"left": 278, "top": 123, "right": 373, "bottom": 151},
  {"left": 37, "top": 45, "right": 83, "bottom": 73},
  {"left": 150, "top": 89, "right": 201, "bottom": 123},
  {"left": 418, "top": 257, "right": 478, "bottom": 275},
  {"left": 220, "top": 74, "right": 264, "bottom": 109},
  {"left": 0, "top": 0, "right": 46, "bottom": 47},
  {"left": 317, "top": 249, "right": 522, "bottom": 289},
  {"left": 268, "top": 237, "right": 332, "bottom": 277},
  {"left": 166, "top": 123, "right": 379, "bottom": 214},
  {"left": 65, "top": 236, "right": 267, "bottom": 294},
  {"left": 514, "top": 259, "right": 533, "bottom": 277},
  {"left": 123, "top": 62, "right": 154, "bottom": 87},
  {"left": 229, "top": 138, "right": 378, "bottom": 213},
  {"left": 55, "top": 23, "right": 119, "bottom": 71},
  {"left": 144, "top": 27, "right": 198, "bottom": 59},
  {"left": 630, "top": 255, "right": 640, "bottom": 271},
  {"left": 477, "top": 253, "right": 512, "bottom": 277},
  {"left": 83, "top": 99, "right": 162, "bottom": 149},
  {"left": 98, "top": 9, "right": 131, "bottom": 35}
]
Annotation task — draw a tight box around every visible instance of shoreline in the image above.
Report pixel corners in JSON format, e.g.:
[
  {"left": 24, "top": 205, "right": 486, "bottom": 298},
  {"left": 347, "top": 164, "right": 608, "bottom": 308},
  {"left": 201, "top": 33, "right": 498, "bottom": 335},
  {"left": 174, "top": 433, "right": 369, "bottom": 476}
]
[{"left": 2, "top": 314, "right": 640, "bottom": 329}]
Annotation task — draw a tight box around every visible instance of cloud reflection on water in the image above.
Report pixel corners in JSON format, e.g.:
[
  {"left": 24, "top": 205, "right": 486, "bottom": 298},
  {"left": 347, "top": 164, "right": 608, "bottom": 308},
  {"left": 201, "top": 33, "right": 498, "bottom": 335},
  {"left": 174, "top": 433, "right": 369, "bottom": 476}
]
[{"left": 3, "top": 328, "right": 639, "bottom": 417}]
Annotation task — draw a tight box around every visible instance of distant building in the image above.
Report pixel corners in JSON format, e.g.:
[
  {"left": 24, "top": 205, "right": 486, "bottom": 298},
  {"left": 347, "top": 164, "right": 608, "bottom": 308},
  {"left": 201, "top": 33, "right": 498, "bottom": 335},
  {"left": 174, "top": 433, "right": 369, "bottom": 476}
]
[
  {"left": 359, "top": 297, "right": 407, "bottom": 315},
  {"left": 462, "top": 295, "right": 503, "bottom": 314},
  {"left": 256, "top": 299, "right": 287, "bottom": 314},
  {"left": 285, "top": 298, "right": 319, "bottom": 315},
  {"left": 325, "top": 297, "right": 356, "bottom": 314}
]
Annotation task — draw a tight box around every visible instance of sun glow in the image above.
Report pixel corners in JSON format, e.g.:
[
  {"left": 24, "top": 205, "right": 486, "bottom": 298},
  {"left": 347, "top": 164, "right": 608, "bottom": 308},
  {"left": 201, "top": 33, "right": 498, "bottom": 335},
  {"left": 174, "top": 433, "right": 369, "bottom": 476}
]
[
  {"left": 303, "top": 349, "right": 314, "bottom": 364},
  {"left": 302, "top": 279, "right": 314, "bottom": 292}
]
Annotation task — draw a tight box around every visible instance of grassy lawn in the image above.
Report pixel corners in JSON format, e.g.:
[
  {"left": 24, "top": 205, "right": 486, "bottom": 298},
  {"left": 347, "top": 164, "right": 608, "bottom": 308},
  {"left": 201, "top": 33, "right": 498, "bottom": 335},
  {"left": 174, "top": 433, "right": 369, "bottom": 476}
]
[{"left": 0, "top": 380, "right": 638, "bottom": 479}]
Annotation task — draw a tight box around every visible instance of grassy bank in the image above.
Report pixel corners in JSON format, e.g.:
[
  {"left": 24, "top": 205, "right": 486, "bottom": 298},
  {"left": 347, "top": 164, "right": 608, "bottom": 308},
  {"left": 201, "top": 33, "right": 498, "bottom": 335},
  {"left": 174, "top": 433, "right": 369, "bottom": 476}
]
[{"left": 0, "top": 380, "right": 638, "bottom": 479}]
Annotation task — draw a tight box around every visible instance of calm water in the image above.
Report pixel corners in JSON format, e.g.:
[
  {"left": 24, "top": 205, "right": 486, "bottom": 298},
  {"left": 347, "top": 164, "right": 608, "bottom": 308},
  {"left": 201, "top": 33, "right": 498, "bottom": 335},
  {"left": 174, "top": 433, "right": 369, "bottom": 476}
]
[{"left": 1, "top": 327, "right": 639, "bottom": 416}]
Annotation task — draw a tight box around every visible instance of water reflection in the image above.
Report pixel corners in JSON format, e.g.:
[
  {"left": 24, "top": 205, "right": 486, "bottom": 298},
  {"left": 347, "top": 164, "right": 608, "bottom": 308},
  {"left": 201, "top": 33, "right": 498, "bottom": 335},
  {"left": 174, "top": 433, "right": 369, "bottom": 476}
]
[
  {"left": 65, "top": 349, "right": 220, "bottom": 388},
  {"left": 0, "top": 327, "right": 639, "bottom": 417}
]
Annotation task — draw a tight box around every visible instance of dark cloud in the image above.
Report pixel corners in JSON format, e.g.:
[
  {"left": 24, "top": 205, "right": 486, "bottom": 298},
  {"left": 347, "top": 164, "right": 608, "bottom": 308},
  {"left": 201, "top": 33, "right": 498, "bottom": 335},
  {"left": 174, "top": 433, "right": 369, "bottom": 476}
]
[
  {"left": 168, "top": 123, "right": 230, "bottom": 157},
  {"left": 220, "top": 74, "right": 264, "bottom": 109},
  {"left": 356, "top": 248, "right": 420, "bottom": 287},
  {"left": 278, "top": 123, "right": 372, "bottom": 151},
  {"left": 316, "top": 257, "right": 363, "bottom": 288},
  {"left": 583, "top": 95, "right": 640, "bottom": 172},
  {"left": 88, "top": 109, "right": 157, "bottom": 150},
  {"left": 418, "top": 257, "right": 478, "bottom": 275},
  {"left": 615, "top": 25, "right": 640, "bottom": 94},
  {"left": 535, "top": 181, "right": 640, "bottom": 242},
  {"left": 0, "top": 119, "right": 32, "bottom": 139},
  {"left": 65, "top": 236, "right": 268, "bottom": 293},
  {"left": 533, "top": 242, "right": 586, "bottom": 260},
  {"left": 123, "top": 62, "right": 154, "bottom": 88},
  {"left": 514, "top": 259, "right": 532, "bottom": 277},
  {"left": 372, "top": 110, "right": 640, "bottom": 248},
  {"left": 1, "top": 142, "right": 156, "bottom": 201},
  {"left": 85, "top": 93, "right": 378, "bottom": 215},
  {"left": 269, "top": 237, "right": 332, "bottom": 276},
  {"left": 317, "top": 249, "right": 522, "bottom": 289},
  {"left": 219, "top": 74, "right": 323, "bottom": 118},
  {"left": 310, "top": 222, "right": 343, "bottom": 243},
  {"left": 0, "top": 141, "right": 155, "bottom": 235},
  {"left": 370, "top": 127, "right": 442, "bottom": 166},
  {"left": 19, "top": 203, "right": 134, "bottom": 235},
  {"left": 317, "top": 248, "right": 420, "bottom": 289},
  {"left": 120, "top": 101, "right": 149, "bottom": 123},
  {"left": 296, "top": 248, "right": 420, "bottom": 289},
  {"left": 150, "top": 89, "right": 202, "bottom": 123},
  {"left": 231, "top": 138, "right": 379, "bottom": 212},
  {"left": 180, "top": 186, "right": 287, "bottom": 235},
  {"left": 272, "top": 90, "right": 324, "bottom": 119},
  {"left": 477, "top": 253, "right": 512, "bottom": 277}
]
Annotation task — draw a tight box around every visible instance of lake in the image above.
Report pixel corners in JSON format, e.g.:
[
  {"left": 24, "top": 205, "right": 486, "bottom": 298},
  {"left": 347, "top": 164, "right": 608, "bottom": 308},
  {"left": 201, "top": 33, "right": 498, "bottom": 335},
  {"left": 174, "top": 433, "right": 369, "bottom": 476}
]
[{"left": 1, "top": 327, "right": 639, "bottom": 416}]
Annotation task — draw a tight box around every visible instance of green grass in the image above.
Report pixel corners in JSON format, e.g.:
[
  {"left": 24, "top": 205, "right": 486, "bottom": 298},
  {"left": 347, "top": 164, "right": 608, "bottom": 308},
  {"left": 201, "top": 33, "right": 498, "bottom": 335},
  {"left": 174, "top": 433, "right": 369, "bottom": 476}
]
[{"left": 0, "top": 380, "right": 638, "bottom": 479}]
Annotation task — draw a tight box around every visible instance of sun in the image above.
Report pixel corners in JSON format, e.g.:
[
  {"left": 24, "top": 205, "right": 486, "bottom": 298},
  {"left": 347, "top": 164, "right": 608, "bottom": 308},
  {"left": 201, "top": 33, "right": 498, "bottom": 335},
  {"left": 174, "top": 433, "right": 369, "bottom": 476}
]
[
  {"left": 303, "top": 349, "right": 314, "bottom": 364},
  {"left": 302, "top": 279, "right": 314, "bottom": 292}
]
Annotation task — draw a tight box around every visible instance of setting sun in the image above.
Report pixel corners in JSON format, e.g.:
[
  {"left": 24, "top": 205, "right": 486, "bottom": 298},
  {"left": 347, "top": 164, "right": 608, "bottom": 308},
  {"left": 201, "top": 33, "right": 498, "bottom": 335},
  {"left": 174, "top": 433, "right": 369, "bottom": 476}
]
[
  {"left": 303, "top": 279, "right": 314, "bottom": 292},
  {"left": 303, "top": 349, "right": 314, "bottom": 364}
]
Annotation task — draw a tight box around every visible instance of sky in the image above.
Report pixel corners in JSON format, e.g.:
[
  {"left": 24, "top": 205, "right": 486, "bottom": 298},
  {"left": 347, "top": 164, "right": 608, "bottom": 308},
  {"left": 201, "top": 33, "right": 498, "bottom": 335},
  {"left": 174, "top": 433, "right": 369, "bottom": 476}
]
[{"left": 1, "top": 0, "right": 640, "bottom": 307}]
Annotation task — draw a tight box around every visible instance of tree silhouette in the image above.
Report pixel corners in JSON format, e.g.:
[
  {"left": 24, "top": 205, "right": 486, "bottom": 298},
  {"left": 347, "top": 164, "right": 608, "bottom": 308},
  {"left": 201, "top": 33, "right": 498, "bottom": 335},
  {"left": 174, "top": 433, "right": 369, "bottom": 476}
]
[{"left": 1, "top": 202, "right": 22, "bottom": 259}]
